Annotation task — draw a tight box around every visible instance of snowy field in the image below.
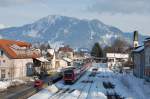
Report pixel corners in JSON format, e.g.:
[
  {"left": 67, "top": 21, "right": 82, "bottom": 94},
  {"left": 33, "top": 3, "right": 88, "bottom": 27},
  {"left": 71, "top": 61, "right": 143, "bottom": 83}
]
[{"left": 29, "top": 63, "right": 150, "bottom": 99}]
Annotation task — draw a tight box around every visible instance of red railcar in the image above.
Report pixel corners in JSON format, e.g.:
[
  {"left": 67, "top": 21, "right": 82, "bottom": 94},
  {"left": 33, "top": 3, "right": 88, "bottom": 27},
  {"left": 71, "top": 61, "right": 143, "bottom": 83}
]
[
  {"left": 63, "top": 67, "right": 80, "bottom": 83},
  {"left": 63, "top": 59, "right": 92, "bottom": 84}
]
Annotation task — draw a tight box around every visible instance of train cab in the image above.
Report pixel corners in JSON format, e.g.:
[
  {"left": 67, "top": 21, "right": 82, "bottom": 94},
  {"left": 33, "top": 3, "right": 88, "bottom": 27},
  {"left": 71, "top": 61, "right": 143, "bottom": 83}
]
[
  {"left": 63, "top": 67, "right": 76, "bottom": 83},
  {"left": 34, "top": 80, "right": 44, "bottom": 89}
]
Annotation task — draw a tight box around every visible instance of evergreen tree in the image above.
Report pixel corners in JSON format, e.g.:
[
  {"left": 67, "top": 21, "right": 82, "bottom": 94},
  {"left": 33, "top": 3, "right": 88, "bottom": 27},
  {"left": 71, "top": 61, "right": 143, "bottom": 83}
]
[{"left": 91, "top": 42, "right": 103, "bottom": 58}]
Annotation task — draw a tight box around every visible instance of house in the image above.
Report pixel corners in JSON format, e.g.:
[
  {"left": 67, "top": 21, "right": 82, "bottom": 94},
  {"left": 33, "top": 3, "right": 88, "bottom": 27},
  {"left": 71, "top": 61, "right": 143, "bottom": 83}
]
[
  {"left": 106, "top": 53, "right": 129, "bottom": 68},
  {"left": 143, "top": 38, "right": 150, "bottom": 81},
  {"left": 58, "top": 46, "right": 74, "bottom": 59},
  {"left": 62, "top": 57, "right": 73, "bottom": 66},
  {"left": 54, "top": 55, "right": 73, "bottom": 69},
  {"left": 73, "top": 52, "right": 85, "bottom": 61},
  {"left": 33, "top": 57, "right": 50, "bottom": 76},
  {"left": 132, "top": 30, "right": 150, "bottom": 81},
  {"left": 0, "top": 39, "right": 41, "bottom": 80},
  {"left": 55, "top": 59, "right": 68, "bottom": 69},
  {"left": 47, "top": 49, "right": 56, "bottom": 69},
  {"left": 132, "top": 46, "right": 144, "bottom": 78},
  {"left": 53, "top": 46, "right": 74, "bottom": 69}
]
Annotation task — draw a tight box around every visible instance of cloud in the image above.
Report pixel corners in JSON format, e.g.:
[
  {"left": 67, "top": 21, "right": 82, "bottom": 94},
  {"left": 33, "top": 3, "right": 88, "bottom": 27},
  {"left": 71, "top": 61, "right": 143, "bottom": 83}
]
[
  {"left": 0, "top": 24, "right": 6, "bottom": 29},
  {"left": 88, "top": 0, "right": 150, "bottom": 14},
  {"left": 0, "top": 0, "right": 42, "bottom": 7}
]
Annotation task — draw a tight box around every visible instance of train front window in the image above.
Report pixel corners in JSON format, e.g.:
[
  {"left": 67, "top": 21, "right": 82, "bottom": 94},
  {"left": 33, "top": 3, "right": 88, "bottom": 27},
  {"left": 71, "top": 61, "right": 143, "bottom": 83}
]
[{"left": 64, "top": 73, "right": 73, "bottom": 77}]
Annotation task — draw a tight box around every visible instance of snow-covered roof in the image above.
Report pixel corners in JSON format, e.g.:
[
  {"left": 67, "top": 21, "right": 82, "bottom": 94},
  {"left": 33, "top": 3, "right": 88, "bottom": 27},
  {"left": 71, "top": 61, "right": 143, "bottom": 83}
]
[
  {"left": 47, "top": 49, "right": 55, "bottom": 55},
  {"left": 63, "top": 57, "right": 72, "bottom": 62},
  {"left": 133, "top": 46, "right": 144, "bottom": 52},
  {"left": 36, "top": 57, "right": 49, "bottom": 62},
  {"left": 144, "top": 37, "right": 150, "bottom": 42},
  {"left": 106, "top": 53, "right": 129, "bottom": 58}
]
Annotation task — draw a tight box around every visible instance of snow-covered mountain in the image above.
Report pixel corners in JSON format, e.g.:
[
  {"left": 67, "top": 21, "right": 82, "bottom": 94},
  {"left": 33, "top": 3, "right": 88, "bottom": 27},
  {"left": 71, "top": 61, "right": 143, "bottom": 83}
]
[{"left": 0, "top": 15, "right": 145, "bottom": 48}]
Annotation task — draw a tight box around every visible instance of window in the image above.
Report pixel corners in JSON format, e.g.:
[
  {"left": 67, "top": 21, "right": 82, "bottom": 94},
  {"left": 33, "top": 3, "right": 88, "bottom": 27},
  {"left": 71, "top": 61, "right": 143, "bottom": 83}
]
[
  {"left": 0, "top": 50, "right": 3, "bottom": 56},
  {"left": 1, "top": 69, "right": 6, "bottom": 78},
  {"left": 3, "top": 60, "right": 5, "bottom": 63}
]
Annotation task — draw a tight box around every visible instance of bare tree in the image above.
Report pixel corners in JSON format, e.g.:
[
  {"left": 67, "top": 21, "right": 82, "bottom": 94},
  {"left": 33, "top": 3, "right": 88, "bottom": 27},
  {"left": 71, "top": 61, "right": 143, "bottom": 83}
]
[{"left": 104, "top": 38, "right": 131, "bottom": 54}]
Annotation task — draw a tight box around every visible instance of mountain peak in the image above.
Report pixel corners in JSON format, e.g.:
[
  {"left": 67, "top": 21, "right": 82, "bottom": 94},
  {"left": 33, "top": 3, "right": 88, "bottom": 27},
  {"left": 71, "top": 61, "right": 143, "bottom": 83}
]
[{"left": 0, "top": 15, "right": 124, "bottom": 48}]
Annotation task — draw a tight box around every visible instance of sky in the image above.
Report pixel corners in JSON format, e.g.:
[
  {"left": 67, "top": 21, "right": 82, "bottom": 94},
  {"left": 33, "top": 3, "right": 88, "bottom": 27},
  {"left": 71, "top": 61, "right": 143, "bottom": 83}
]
[{"left": 0, "top": 0, "right": 150, "bottom": 35}]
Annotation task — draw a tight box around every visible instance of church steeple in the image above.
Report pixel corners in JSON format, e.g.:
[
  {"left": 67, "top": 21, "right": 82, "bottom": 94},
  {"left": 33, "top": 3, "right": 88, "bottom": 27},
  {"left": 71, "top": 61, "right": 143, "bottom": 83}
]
[{"left": 133, "top": 31, "right": 139, "bottom": 48}]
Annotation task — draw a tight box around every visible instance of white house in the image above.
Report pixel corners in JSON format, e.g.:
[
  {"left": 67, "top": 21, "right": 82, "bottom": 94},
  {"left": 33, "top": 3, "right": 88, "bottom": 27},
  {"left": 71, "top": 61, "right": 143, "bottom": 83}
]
[
  {"left": 53, "top": 46, "right": 74, "bottom": 69},
  {"left": 106, "top": 53, "right": 129, "bottom": 68},
  {"left": 55, "top": 59, "right": 68, "bottom": 69},
  {"left": 0, "top": 39, "right": 41, "bottom": 80},
  {"left": 47, "top": 49, "right": 56, "bottom": 69},
  {"left": 58, "top": 46, "right": 74, "bottom": 59}
]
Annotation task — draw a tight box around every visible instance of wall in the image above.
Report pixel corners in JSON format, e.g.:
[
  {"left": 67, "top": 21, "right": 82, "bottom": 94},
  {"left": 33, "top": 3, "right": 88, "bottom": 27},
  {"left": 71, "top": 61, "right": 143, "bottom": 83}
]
[
  {"left": 13, "top": 59, "right": 33, "bottom": 79},
  {"left": 55, "top": 59, "right": 67, "bottom": 69},
  {"left": 0, "top": 51, "right": 33, "bottom": 80},
  {"left": 0, "top": 51, "right": 13, "bottom": 79},
  {"left": 144, "top": 46, "right": 150, "bottom": 80},
  {"left": 133, "top": 52, "right": 144, "bottom": 78},
  {"left": 51, "top": 53, "right": 56, "bottom": 68},
  {"left": 58, "top": 51, "right": 74, "bottom": 59}
]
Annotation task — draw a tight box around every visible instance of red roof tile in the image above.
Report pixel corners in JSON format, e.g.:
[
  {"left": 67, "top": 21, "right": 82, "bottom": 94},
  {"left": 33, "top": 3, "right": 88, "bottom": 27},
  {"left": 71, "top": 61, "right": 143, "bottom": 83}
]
[
  {"left": 0, "top": 39, "right": 40, "bottom": 59},
  {"left": 58, "top": 46, "right": 73, "bottom": 52}
]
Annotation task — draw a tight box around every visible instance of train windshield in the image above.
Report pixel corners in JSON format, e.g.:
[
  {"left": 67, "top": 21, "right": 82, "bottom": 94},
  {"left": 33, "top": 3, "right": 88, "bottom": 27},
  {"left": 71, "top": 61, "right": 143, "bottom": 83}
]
[
  {"left": 64, "top": 69, "right": 73, "bottom": 77},
  {"left": 64, "top": 73, "right": 73, "bottom": 77},
  {"left": 64, "top": 69, "right": 73, "bottom": 73}
]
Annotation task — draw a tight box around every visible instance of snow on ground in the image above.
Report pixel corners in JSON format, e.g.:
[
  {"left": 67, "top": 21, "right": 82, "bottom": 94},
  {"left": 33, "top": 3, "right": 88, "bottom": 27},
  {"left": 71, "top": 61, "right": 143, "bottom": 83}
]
[
  {"left": 0, "top": 79, "right": 26, "bottom": 90},
  {"left": 29, "top": 62, "right": 150, "bottom": 99},
  {"left": 0, "top": 81, "right": 10, "bottom": 90},
  {"left": 112, "top": 73, "right": 150, "bottom": 99}
]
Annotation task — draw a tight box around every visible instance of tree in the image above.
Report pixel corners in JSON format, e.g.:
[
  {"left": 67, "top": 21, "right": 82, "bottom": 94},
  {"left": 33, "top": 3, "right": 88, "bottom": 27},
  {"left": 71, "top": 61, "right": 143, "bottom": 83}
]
[
  {"left": 112, "top": 38, "right": 127, "bottom": 53},
  {"left": 91, "top": 42, "right": 103, "bottom": 58},
  {"left": 103, "top": 38, "right": 131, "bottom": 54}
]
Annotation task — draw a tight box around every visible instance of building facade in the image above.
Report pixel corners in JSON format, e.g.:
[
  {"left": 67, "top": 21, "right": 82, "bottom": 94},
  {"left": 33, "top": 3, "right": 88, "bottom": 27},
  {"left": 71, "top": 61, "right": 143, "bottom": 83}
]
[
  {"left": 106, "top": 53, "right": 129, "bottom": 68},
  {"left": 0, "top": 39, "right": 40, "bottom": 80},
  {"left": 132, "top": 46, "right": 144, "bottom": 78},
  {"left": 143, "top": 38, "right": 150, "bottom": 81},
  {"left": 58, "top": 46, "right": 74, "bottom": 59},
  {"left": 132, "top": 38, "right": 150, "bottom": 81}
]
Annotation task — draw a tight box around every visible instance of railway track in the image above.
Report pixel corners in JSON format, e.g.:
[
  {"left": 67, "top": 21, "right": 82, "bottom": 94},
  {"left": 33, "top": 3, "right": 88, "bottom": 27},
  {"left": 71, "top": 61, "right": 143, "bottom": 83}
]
[
  {"left": 85, "top": 67, "right": 101, "bottom": 99},
  {"left": 48, "top": 67, "right": 93, "bottom": 99},
  {"left": 77, "top": 67, "right": 98, "bottom": 99},
  {"left": 48, "top": 88, "right": 70, "bottom": 99},
  {"left": 77, "top": 80, "right": 90, "bottom": 99},
  {"left": 49, "top": 65, "right": 115, "bottom": 99},
  {"left": 48, "top": 79, "right": 87, "bottom": 99},
  {"left": 85, "top": 80, "right": 94, "bottom": 99},
  {"left": 101, "top": 66, "right": 125, "bottom": 99}
]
